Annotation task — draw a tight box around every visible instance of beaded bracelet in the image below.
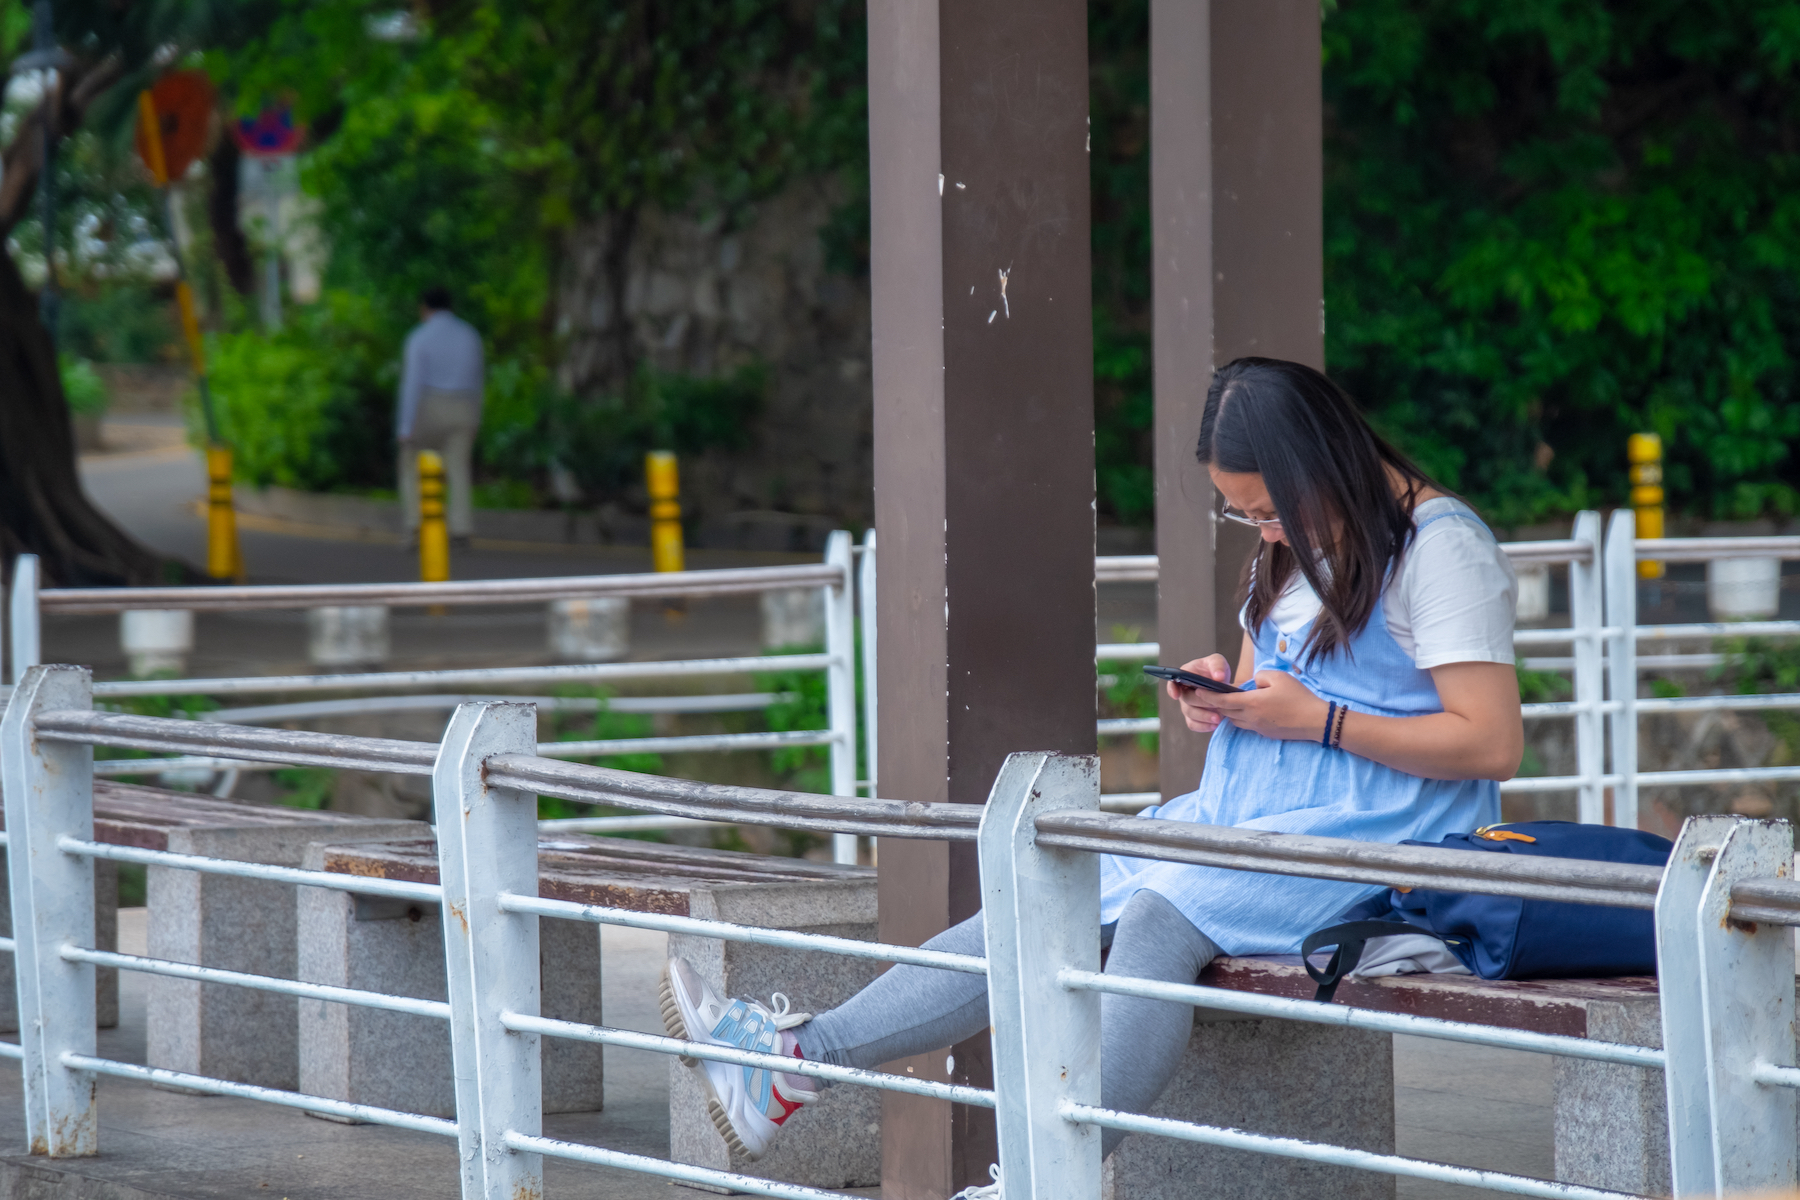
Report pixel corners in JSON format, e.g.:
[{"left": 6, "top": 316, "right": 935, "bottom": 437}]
[
  {"left": 1331, "top": 702, "right": 1350, "bottom": 749},
  {"left": 1321, "top": 700, "right": 1337, "bottom": 748}
]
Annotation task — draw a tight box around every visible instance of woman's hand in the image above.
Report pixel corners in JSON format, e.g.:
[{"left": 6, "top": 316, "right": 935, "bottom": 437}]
[
  {"left": 1172, "top": 666, "right": 1331, "bottom": 740},
  {"left": 1165, "top": 655, "right": 1236, "bottom": 732}
]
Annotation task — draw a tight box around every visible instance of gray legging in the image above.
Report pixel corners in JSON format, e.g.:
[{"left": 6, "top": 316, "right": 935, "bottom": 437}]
[{"left": 794, "top": 888, "right": 1219, "bottom": 1158}]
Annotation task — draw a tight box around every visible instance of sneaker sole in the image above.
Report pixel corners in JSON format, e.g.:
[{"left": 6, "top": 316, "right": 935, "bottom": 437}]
[
  {"left": 659, "top": 965, "right": 760, "bottom": 1160},
  {"left": 657, "top": 966, "right": 699, "bottom": 1067}
]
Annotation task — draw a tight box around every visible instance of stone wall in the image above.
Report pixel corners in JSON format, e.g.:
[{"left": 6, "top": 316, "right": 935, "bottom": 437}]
[{"left": 555, "top": 178, "right": 874, "bottom": 550}]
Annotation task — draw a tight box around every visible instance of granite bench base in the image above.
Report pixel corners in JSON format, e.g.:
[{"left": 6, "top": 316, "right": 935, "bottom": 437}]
[
  {"left": 51, "top": 783, "right": 432, "bottom": 1091},
  {"left": 304, "top": 832, "right": 877, "bottom": 1188},
  {"left": 1108, "top": 955, "right": 1795, "bottom": 1199}
]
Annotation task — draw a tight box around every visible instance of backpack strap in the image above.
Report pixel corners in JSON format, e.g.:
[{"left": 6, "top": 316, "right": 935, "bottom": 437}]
[{"left": 1300, "top": 920, "right": 1440, "bottom": 1003}]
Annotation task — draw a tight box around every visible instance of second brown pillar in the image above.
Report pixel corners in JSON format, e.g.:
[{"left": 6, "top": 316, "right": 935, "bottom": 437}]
[{"left": 868, "top": 0, "right": 1098, "bottom": 1195}]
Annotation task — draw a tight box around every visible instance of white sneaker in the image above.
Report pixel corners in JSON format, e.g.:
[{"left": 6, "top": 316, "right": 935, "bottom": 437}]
[
  {"left": 660, "top": 956, "right": 819, "bottom": 1159},
  {"left": 952, "top": 1164, "right": 1002, "bottom": 1199}
]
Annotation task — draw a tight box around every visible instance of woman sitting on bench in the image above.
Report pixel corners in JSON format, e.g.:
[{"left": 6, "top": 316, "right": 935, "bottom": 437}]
[{"left": 662, "top": 356, "right": 1525, "bottom": 1171}]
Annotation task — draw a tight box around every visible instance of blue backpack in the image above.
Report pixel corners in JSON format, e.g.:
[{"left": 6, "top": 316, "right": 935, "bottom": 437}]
[{"left": 1302, "top": 821, "right": 1673, "bottom": 1002}]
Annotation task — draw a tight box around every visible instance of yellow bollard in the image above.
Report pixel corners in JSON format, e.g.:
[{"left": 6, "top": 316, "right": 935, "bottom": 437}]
[
  {"left": 418, "top": 450, "right": 450, "bottom": 592},
  {"left": 646, "top": 450, "right": 685, "bottom": 574},
  {"left": 1628, "top": 433, "right": 1664, "bottom": 580},
  {"left": 205, "top": 445, "right": 242, "bottom": 581}
]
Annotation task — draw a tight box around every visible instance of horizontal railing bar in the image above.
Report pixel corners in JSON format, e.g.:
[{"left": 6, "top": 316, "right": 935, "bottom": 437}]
[
  {"left": 62, "top": 1052, "right": 459, "bottom": 1137},
  {"left": 1099, "top": 718, "right": 1160, "bottom": 736},
  {"left": 92, "top": 756, "right": 288, "bottom": 776},
  {"left": 498, "top": 892, "right": 986, "bottom": 975},
  {"left": 61, "top": 947, "right": 452, "bottom": 1020},
  {"left": 1640, "top": 765, "right": 1800, "bottom": 788},
  {"left": 1727, "top": 878, "right": 1800, "bottom": 926},
  {"left": 1094, "top": 556, "right": 1160, "bottom": 582},
  {"left": 485, "top": 754, "right": 982, "bottom": 841},
  {"left": 1100, "top": 792, "right": 1159, "bottom": 813},
  {"left": 1097, "top": 544, "right": 1596, "bottom": 576},
  {"left": 37, "top": 710, "right": 437, "bottom": 774},
  {"left": 60, "top": 839, "right": 443, "bottom": 903},
  {"left": 1512, "top": 626, "right": 1622, "bottom": 646},
  {"left": 0, "top": 937, "right": 13, "bottom": 954},
  {"left": 200, "top": 691, "right": 793, "bottom": 724},
  {"left": 89, "top": 731, "right": 842, "bottom": 778},
  {"left": 1500, "top": 775, "right": 1596, "bottom": 793},
  {"left": 1503, "top": 540, "right": 1594, "bottom": 565},
  {"left": 1096, "top": 642, "right": 1159, "bottom": 659},
  {"left": 1034, "top": 812, "right": 1660, "bottom": 908},
  {"left": 1060, "top": 1103, "right": 1643, "bottom": 1200},
  {"left": 0, "top": 1041, "right": 18, "bottom": 1060},
  {"left": 501, "top": 1012, "right": 995, "bottom": 1108},
  {"left": 87, "top": 654, "right": 834, "bottom": 700},
  {"left": 1506, "top": 767, "right": 1800, "bottom": 794},
  {"left": 542, "top": 729, "right": 840, "bottom": 758},
  {"left": 39, "top": 563, "right": 845, "bottom": 613},
  {"left": 1057, "top": 969, "right": 1663, "bottom": 1068},
  {"left": 1636, "top": 536, "right": 1800, "bottom": 562},
  {"left": 536, "top": 815, "right": 733, "bottom": 833},
  {"left": 1751, "top": 1061, "right": 1800, "bottom": 1089},
  {"left": 1637, "top": 620, "right": 1800, "bottom": 641},
  {"left": 503, "top": 1130, "right": 847, "bottom": 1200}
]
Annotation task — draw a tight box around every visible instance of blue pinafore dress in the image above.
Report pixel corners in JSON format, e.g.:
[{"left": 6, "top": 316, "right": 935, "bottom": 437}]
[{"left": 1098, "top": 509, "right": 1503, "bottom": 955}]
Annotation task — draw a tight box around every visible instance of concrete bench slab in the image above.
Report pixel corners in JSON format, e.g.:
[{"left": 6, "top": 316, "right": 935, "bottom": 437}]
[{"left": 302, "top": 835, "right": 880, "bottom": 1188}]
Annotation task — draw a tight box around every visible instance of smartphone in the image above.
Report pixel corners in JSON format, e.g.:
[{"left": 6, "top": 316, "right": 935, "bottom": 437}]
[{"left": 1142, "top": 665, "right": 1247, "bottom": 695}]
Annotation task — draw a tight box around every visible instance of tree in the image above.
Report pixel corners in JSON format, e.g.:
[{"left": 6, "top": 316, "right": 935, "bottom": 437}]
[{"left": 0, "top": 0, "right": 273, "bottom": 585}]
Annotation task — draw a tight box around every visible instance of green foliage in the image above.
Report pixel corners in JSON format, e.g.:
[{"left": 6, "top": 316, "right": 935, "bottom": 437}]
[
  {"left": 757, "top": 648, "right": 831, "bottom": 795},
  {"left": 1098, "top": 628, "right": 1160, "bottom": 753},
  {"left": 1716, "top": 637, "right": 1800, "bottom": 765},
  {"left": 59, "top": 355, "right": 108, "bottom": 417},
  {"left": 1516, "top": 662, "right": 1572, "bottom": 705},
  {"left": 542, "top": 365, "right": 767, "bottom": 500},
  {"left": 200, "top": 292, "right": 395, "bottom": 491},
  {"left": 271, "top": 767, "right": 333, "bottom": 810},
  {"left": 1321, "top": 0, "right": 1800, "bottom": 525},
  {"left": 60, "top": 285, "right": 181, "bottom": 364},
  {"left": 1089, "top": 2, "right": 1154, "bottom": 524}
]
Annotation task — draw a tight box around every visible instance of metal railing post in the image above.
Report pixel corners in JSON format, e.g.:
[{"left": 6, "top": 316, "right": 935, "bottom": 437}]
[
  {"left": 858, "top": 529, "right": 878, "bottom": 800},
  {"left": 1656, "top": 814, "right": 1739, "bottom": 1196},
  {"left": 0, "top": 664, "right": 97, "bottom": 1155},
  {"left": 1569, "top": 512, "right": 1605, "bottom": 823},
  {"left": 978, "top": 751, "right": 1102, "bottom": 1200},
  {"left": 823, "top": 530, "right": 858, "bottom": 864},
  {"left": 1696, "top": 818, "right": 1796, "bottom": 1192},
  {"left": 1603, "top": 509, "right": 1638, "bottom": 828},
  {"left": 8, "top": 554, "right": 41, "bottom": 685},
  {"left": 435, "top": 701, "right": 543, "bottom": 1199}
]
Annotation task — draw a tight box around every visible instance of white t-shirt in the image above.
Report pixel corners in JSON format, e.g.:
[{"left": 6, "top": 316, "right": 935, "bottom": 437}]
[{"left": 1250, "top": 497, "right": 1517, "bottom": 669}]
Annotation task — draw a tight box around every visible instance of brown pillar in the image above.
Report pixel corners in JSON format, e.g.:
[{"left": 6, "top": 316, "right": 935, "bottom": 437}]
[
  {"left": 1152, "top": 0, "right": 1323, "bottom": 799},
  {"left": 869, "top": 0, "right": 1096, "bottom": 1194}
]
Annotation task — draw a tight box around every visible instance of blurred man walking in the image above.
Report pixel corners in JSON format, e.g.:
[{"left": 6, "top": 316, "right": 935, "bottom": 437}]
[{"left": 397, "top": 286, "right": 484, "bottom": 547}]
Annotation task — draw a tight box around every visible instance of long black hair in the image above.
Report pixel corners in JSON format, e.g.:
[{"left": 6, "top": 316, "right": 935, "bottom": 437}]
[{"left": 1198, "top": 357, "right": 1441, "bottom": 663}]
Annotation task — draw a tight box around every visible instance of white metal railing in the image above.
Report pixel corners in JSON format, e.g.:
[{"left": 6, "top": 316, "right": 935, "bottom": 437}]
[
  {"left": 5, "top": 532, "right": 874, "bottom": 863},
  {"left": 1, "top": 668, "right": 1793, "bottom": 1197},
  {"left": 1089, "top": 517, "right": 1800, "bottom": 823}
]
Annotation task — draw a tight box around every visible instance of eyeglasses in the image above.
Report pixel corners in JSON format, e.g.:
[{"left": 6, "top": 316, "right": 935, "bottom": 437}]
[{"left": 1218, "top": 502, "right": 1283, "bottom": 529}]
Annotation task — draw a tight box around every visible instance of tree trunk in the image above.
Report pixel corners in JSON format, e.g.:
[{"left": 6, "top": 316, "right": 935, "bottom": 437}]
[{"left": 0, "top": 251, "right": 169, "bottom": 586}]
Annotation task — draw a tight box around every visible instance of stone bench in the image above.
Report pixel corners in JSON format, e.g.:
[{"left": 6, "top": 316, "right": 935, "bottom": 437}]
[
  {"left": 4, "top": 782, "right": 425, "bottom": 1075},
  {"left": 1108, "top": 954, "right": 1735, "bottom": 1199},
  {"left": 62, "top": 782, "right": 426, "bottom": 1090},
  {"left": 302, "top": 834, "right": 880, "bottom": 1189}
]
